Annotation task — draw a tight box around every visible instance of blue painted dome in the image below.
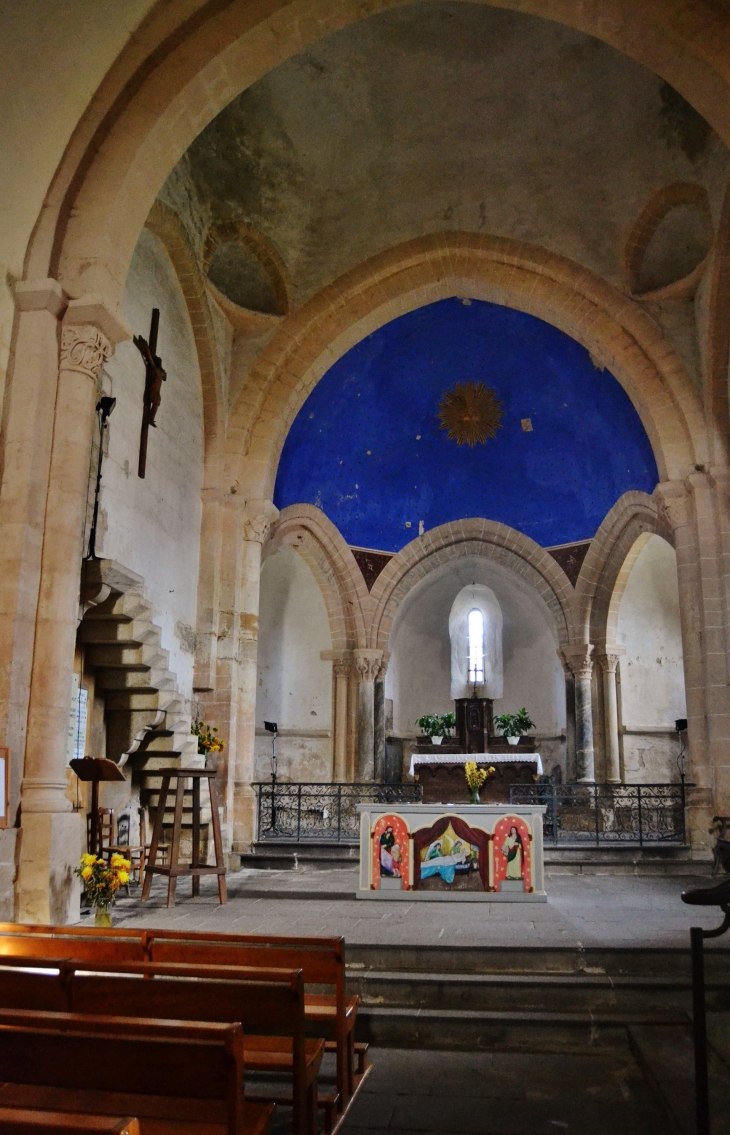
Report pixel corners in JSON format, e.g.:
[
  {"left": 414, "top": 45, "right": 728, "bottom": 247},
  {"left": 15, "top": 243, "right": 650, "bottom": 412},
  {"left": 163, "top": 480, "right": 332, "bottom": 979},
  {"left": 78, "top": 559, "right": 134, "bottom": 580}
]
[{"left": 274, "top": 298, "right": 658, "bottom": 552}]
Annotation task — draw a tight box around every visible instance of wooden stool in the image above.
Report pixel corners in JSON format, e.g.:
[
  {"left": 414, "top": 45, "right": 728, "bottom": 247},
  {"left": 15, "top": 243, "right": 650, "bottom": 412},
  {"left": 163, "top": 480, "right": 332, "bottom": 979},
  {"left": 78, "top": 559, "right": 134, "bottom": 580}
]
[{"left": 141, "top": 768, "right": 227, "bottom": 907}]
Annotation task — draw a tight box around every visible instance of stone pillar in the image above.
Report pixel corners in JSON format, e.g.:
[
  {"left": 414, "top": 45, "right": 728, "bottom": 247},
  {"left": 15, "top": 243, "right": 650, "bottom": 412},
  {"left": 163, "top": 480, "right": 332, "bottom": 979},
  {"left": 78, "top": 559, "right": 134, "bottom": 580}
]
[
  {"left": 558, "top": 655, "right": 577, "bottom": 782},
  {"left": 331, "top": 658, "right": 351, "bottom": 782},
  {"left": 560, "top": 646, "right": 595, "bottom": 783},
  {"left": 16, "top": 298, "right": 129, "bottom": 924},
  {"left": 373, "top": 658, "right": 388, "bottom": 783},
  {"left": 353, "top": 650, "right": 383, "bottom": 781},
  {"left": 231, "top": 499, "right": 278, "bottom": 853},
  {"left": 596, "top": 650, "right": 624, "bottom": 784}
]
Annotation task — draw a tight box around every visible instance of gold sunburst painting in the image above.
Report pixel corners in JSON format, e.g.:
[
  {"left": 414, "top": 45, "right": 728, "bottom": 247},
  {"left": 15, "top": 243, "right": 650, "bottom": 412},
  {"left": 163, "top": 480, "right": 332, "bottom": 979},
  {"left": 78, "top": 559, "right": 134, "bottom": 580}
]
[{"left": 438, "top": 381, "right": 503, "bottom": 447}]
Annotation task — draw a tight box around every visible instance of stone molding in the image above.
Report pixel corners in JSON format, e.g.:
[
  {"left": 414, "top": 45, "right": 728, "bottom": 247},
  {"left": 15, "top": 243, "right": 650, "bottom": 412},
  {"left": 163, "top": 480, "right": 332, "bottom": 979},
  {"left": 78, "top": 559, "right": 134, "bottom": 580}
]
[
  {"left": 19, "top": 777, "right": 72, "bottom": 814},
  {"left": 655, "top": 480, "right": 693, "bottom": 532},
  {"left": 14, "top": 278, "right": 66, "bottom": 317}
]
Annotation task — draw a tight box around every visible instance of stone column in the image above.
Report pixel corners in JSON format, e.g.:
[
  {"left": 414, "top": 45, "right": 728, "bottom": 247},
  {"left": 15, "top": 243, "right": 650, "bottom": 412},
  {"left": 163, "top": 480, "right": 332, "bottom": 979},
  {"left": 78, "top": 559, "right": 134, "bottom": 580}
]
[
  {"left": 16, "top": 298, "right": 129, "bottom": 924},
  {"left": 231, "top": 499, "right": 278, "bottom": 853},
  {"left": 332, "top": 658, "right": 351, "bottom": 782},
  {"left": 560, "top": 645, "right": 595, "bottom": 783},
  {"left": 558, "top": 654, "right": 577, "bottom": 782},
  {"left": 596, "top": 650, "right": 624, "bottom": 784},
  {"left": 353, "top": 650, "right": 383, "bottom": 781},
  {"left": 373, "top": 658, "right": 388, "bottom": 783}
]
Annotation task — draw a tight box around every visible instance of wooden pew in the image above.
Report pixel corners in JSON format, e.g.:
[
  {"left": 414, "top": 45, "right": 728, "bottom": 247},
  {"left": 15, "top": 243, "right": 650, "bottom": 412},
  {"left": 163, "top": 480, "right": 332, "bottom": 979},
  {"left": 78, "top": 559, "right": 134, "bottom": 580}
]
[
  {"left": 0, "top": 927, "right": 367, "bottom": 1112},
  {"left": 0, "top": 1008, "right": 272, "bottom": 1135},
  {"left": 0, "top": 963, "right": 324, "bottom": 1135},
  {"left": 0, "top": 1109, "right": 139, "bottom": 1135}
]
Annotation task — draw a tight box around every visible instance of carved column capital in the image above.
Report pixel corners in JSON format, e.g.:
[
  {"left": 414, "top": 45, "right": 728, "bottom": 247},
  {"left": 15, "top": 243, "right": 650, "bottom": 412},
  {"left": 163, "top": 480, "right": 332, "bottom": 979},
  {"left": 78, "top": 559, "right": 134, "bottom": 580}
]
[
  {"left": 60, "top": 324, "right": 112, "bottom": 382},
  {"left": 559, "top": 644, "right": 594, "bottom": 680},
  {"left": 332, "top": 658, "right": 352, "bottom": 679},
  {"left": 353, "top": 649, "right": 383, "bottom": 682},
  {"left": 654, "top": 480, "right": 692, "bottom": 531},
  {"left": 595, "top": 651, "right": 623, "bottom": 674},
  {"left": 241, "top": 499, "right": 279, "bottom": 544}
]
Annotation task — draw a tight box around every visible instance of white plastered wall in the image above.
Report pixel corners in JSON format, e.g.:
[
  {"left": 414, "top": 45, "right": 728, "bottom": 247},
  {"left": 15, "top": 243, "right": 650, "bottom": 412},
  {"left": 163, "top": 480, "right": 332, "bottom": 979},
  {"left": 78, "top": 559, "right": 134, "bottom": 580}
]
[
  {"left": 615, "top": 534, "right": 686, "bottom": 781},
  {"left": 99, "top": 227, "right": 204, "bottom": 695},
  {"left": 385, "top": 555, "right": 566, "bottom": 775},
  {"left": 255, "top": 546, "right": 333, "bottom": 781}
]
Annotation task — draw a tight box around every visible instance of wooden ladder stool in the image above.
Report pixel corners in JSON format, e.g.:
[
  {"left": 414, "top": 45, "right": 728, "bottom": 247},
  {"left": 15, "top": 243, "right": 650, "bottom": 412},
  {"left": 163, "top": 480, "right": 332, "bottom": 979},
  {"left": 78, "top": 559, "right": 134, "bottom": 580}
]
[{"left": 141, "top": 768, "right": 227, "bottom": 907}]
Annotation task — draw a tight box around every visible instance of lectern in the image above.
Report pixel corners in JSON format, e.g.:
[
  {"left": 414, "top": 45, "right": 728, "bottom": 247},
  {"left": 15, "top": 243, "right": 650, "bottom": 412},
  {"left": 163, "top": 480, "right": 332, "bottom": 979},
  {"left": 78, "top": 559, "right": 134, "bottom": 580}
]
[{"left": 69, "top": 756, "right": 126, "bottom": 855}]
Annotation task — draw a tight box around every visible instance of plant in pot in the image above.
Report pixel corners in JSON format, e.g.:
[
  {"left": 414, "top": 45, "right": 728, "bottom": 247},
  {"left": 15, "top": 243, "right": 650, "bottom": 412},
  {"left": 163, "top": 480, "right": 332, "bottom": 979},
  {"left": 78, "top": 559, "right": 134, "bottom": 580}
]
[
  {"left": 493, "top": 708, "right": 535, "bottom": 746},
  {"left": 416, "top": 712, "right": 455, "bottom": 745}
]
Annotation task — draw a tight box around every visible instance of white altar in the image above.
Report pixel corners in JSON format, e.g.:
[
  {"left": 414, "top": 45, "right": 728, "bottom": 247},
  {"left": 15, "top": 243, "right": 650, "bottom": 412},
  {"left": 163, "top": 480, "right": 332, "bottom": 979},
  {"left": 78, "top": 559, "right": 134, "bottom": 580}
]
[
  {"left": 408, "top": 751, "right": 544, "bottom": 776},
  {"left": 356, "top": 803, "right": 546, "bottom": 902}
]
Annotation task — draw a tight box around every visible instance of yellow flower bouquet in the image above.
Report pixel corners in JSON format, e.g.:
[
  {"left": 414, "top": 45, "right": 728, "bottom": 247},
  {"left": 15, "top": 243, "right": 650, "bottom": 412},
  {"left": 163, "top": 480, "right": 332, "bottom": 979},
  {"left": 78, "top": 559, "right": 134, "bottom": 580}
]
[
  {"left": 192, "top": 719, "right": 226, "bottom": 759},
  {"left": 464, "top": 761, "right": 496, "bottom": 804},
  {"left": 75, "top": 851, "right": 131, "bottom": 926}
]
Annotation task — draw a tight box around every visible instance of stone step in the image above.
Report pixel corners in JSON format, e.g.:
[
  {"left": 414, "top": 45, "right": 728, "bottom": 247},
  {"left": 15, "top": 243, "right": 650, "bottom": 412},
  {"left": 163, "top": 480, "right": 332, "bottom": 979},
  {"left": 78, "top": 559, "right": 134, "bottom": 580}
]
[
  {"left": 629, "top": 1019, "right": 730, "bottom": 1135},
  {"left": 347, "top": 968, "right": 730, "bottom": 1016},
  {"left": 344, "top": 943, "right": 730, "bottom": 980},
  {"left": 104, "top": 689, "right": 180, "bottom": 712},
  {"left": 79, "top": 621, "right": 157, "bottom": 645},
  {"left": 354, "top": 1004, "right": 688, "bottom": 1052},
  {"left": 84, "top": 644, "right": 168, "bottom": 670},
  {"left": 240, "top": 843, "right": 360, "bottom": 870}
]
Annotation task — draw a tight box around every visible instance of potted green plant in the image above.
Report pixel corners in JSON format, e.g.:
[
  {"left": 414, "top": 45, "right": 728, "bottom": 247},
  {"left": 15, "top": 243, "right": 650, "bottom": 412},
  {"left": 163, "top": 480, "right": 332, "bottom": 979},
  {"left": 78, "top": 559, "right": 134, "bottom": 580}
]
[
  {"left": 493, "top": 708, "right": 535, "bottom": 746},
  {"left": 416, "top": 712, "right": 456, "bottom": 745}
]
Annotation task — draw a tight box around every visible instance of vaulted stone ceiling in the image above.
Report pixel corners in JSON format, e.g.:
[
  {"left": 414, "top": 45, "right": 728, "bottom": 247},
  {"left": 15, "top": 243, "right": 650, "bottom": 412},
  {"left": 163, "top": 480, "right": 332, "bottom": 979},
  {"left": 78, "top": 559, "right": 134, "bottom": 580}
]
[{"left": 161, "top": 1, "right": 729, "bottom": 313}]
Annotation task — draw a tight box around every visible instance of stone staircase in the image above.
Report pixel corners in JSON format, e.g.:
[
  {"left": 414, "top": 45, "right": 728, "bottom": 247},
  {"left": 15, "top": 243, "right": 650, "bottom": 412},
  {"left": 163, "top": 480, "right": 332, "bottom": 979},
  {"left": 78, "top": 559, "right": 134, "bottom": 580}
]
[{"left": 78, "top": 565, "right": 211, "bottom": 845}]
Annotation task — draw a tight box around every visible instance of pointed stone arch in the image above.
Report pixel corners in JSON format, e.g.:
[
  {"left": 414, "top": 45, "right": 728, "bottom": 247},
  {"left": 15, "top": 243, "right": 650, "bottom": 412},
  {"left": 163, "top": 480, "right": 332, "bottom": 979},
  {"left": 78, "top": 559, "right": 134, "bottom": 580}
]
[
  {"left": 225, "top": 233, "right": 708, "bottom": 503},
  {"left": 573, "top": 491, "right": 675, "bottom": 649},
  {"left": 368, "top": 518, "right": 575, "bottom": 653},
  {"left": 264, "top": 503, "right": 370, "bottom": 652}
]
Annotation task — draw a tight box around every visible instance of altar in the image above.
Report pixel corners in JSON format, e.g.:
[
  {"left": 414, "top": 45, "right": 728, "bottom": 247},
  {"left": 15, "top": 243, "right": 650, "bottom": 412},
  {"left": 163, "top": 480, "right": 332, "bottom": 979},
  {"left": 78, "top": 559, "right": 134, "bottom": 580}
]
[
  {"left": 356, "top": 803, "right": 546, "bottom": 902},
  {"left": 409, "top": 752, "right": 543, "bottom": 804}
]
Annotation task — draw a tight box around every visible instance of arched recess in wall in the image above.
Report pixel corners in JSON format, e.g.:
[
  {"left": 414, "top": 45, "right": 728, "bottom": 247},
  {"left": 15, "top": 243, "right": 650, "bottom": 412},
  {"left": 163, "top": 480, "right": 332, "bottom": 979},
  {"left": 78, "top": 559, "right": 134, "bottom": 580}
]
[
  {"left": 225, "top": 234, "right": 709, "bottom": 502},
  {"left": 573, "top": 491, "right": 675, "bottom": 649},
  {"left": 264, "top": 504, "right": 370, "bottom": 652},
  {"left": 144, "top": 200, "right": 225, "bottom": 468},
  {"left": 369, "top": 518, "right": 574, "bottom": 655},
  {"left": 24, "top": 0, "right": 730, "bottom": 309}
]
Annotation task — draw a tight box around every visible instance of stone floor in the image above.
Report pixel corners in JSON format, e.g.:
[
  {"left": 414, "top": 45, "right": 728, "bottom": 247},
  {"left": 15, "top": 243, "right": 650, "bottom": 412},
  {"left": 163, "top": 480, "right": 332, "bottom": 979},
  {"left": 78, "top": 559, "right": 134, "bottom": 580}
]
[
  {"left": 342, "top": 1046, "right": 670, "bottom": 1135},
  {"left": 108, "top": 864, "right": 723, "bottom": 948}
]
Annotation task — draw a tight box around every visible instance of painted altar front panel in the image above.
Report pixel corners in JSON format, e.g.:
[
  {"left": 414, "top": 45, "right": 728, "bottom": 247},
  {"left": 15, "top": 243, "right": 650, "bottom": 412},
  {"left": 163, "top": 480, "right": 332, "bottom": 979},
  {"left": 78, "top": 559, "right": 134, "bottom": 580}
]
[{"left": 356, "top": 804, "right": 546, "bottom": 902}]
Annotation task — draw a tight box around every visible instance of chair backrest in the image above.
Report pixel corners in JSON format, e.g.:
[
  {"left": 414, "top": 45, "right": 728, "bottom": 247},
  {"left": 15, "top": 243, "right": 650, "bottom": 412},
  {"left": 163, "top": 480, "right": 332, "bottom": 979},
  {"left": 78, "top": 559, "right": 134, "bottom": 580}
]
[{"left": 0, "top": 1009, "right": 246, "bottom": 1131}]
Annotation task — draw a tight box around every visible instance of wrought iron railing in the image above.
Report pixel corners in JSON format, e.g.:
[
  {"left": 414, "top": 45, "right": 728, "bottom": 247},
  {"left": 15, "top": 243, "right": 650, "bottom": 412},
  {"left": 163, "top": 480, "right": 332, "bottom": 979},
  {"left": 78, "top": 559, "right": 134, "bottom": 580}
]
[
  {"left": 509, "top": 782, "right": 686, "bottom": 845},
  {"left": 254, "top": 781, "right": 423, "bottom": 843}
]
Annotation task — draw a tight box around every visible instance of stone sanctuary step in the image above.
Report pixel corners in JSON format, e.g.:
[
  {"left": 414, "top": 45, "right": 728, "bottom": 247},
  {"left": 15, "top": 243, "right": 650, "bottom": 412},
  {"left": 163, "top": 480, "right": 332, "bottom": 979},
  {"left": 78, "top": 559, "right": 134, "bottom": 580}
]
[
  {"left": 629, "top": 1018, "right": 730, "bottom": 1135},
  {"left": 344, "top": 944, "right": 730, "bottom": 1052},
  {"left": 239, "top": 842, "right": 361, "bottom": 869}
]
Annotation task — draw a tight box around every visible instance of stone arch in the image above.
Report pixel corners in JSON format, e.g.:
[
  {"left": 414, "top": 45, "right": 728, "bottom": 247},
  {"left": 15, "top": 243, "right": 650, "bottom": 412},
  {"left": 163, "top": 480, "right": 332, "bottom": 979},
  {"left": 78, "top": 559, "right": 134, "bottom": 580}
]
[
  {"left": 368, "top": 518, "right": 575, "bottom": 654},
  {"left": 264, "top": 503, "right": 370, "bottom": 652},
  {"left": 203, "top": 221, "right": 292, "bottom": 317},
  {"left": 227, "top": 233, "right": 708, "bottom": 499},
  {"left": 144, "top": 200, "right": 225, "bottom": 471},
  {"left": 23, "top": 0, "right": 730, "bottom": 313},
  {"left": 573, "top": 491, "right": 675, "bottom": 649},
  {"left": 624, "top": 182, "right": 713, "bottom": 299}
]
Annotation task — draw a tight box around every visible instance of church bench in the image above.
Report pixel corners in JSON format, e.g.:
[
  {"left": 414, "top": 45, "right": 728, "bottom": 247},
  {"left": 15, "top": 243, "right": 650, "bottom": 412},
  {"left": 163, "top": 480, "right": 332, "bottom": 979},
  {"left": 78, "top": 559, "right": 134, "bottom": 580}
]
[
  {"left": 0, "top": 962, "right": 324, "bottom": 1135},
  {"left": 0, "top": 1008, "right": 272, "bottom": 1135},
  {"left": 0, "top": 1109, "right": 140, "bottom": 1135},
  {"left": 0, "top": 928, "right": 365, "bottom": 1113}
]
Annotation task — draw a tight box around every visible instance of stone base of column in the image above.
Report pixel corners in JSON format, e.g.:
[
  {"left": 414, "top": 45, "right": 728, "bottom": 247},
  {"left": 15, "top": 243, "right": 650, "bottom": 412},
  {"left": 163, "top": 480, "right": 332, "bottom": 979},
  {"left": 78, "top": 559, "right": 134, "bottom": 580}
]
[
  {"left": 231, "top": 784, "right": 257, "bottom": 853},
  {"left": 16, "top": 811, "right": 84, "bottom": 925}
]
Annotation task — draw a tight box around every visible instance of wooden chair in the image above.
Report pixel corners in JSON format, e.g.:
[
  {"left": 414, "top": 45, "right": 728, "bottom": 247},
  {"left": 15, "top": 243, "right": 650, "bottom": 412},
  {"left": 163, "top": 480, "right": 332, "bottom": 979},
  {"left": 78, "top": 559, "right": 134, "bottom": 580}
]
[
  {"left": 86, "top": 810, "right": 113, "bottom": 856},
  {"left": 0, "top": 959, "right": 332, "bottom": 1135},
  {"left": 105, "top": 807, "right": 149, "bottom": 888},
  {"left": 0, "top": 1008, "right": 272, "bottom": 1135}
]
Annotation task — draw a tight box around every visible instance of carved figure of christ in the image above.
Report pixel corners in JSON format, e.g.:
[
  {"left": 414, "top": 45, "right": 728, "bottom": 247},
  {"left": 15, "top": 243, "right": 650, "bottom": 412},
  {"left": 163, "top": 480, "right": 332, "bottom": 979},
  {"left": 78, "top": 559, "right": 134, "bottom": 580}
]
[{"left": 133, "top": 307, "right": 167, "bottom": 478}]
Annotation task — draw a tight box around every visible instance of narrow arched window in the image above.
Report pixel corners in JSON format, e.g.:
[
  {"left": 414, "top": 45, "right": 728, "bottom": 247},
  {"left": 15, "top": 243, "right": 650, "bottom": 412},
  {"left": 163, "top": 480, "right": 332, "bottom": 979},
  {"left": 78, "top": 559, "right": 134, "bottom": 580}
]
[{"left": 467, "top": 608, "right": 485, "bottom": 685}]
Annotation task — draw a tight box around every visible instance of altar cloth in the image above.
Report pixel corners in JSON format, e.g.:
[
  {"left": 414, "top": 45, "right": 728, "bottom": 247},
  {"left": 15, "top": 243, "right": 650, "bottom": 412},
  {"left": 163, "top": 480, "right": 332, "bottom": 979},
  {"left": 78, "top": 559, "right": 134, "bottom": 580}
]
[{"left": 409, "top": 751, "right": 544, "bottom": 777}]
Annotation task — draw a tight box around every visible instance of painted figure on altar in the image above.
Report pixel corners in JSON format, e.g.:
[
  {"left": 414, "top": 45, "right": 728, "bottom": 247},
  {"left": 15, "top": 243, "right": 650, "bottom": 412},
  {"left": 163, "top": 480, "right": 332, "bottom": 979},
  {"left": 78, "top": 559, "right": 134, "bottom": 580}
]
[
  {"left": 380, "top": 825, "right": 402, "bottom": 877},
  {"left": 501, "top": 825, "right": 523, "bottom": 880},
  {"left": 420, "top": 824, "right": 478, "bottom": 885}
]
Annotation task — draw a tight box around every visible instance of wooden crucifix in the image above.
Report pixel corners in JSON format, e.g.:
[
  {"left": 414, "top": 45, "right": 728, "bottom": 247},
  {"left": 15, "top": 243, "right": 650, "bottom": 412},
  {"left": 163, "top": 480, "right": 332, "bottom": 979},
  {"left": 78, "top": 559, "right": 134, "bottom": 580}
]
[{"left": 133, "top": 308, "right": 167, "bottom": 478}]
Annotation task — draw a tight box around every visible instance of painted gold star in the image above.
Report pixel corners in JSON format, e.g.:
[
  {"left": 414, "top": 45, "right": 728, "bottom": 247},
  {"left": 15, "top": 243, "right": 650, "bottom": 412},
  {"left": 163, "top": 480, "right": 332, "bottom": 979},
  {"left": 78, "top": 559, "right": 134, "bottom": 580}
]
[{"left": 438, "top": 381, "right": 503, "bottom": 447}]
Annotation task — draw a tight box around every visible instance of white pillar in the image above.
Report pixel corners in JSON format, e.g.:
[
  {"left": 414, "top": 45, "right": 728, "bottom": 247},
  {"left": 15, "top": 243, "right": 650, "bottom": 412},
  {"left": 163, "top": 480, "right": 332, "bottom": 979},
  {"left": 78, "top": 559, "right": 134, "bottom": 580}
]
[
  {"left": 597, "top": 650, "right": 624, "bottom": 784},
  {"left": 332, "top": 658, "right": 351, "bottom": 782},
  {"left": 17, "top": 299, "right": 129, "bottom": 923}
]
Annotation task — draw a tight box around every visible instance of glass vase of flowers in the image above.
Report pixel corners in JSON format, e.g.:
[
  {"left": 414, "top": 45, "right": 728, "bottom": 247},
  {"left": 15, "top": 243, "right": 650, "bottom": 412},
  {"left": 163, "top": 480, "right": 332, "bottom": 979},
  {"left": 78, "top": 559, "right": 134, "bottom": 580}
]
[
  {"left": 75, "top": 852, "right": 131, "bottom": 926},
  {"left": 464, "top": 761, "right": 495, "bottom": 804},
  {"left": 192, "top": 719, "right": 226, "bottom": 763}
]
